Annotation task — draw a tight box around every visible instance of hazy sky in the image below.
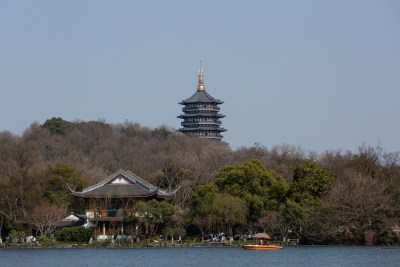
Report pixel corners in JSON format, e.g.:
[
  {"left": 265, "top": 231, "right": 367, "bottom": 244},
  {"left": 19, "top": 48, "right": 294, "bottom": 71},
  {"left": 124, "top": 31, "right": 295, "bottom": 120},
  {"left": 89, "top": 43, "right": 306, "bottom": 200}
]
[{"left": 1, "top": 0, "right": 399, "bottom": 153}]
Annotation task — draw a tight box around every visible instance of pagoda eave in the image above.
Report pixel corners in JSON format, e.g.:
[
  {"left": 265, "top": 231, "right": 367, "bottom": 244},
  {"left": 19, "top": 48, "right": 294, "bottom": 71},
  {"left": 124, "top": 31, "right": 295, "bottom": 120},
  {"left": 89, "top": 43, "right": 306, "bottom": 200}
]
[{"left": 179, "top": 127, "right": 226, "bottom": 132}]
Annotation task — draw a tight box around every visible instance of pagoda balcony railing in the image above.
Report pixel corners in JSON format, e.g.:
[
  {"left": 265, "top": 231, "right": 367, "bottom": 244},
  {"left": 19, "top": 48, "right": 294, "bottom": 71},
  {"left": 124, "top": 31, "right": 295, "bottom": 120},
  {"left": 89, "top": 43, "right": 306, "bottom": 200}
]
[
  {"left": 194, "top": 133, "right": 223, "bottom": 138},
  {"left": 182, "top": 106, "right": 220, "bottom": 112}
]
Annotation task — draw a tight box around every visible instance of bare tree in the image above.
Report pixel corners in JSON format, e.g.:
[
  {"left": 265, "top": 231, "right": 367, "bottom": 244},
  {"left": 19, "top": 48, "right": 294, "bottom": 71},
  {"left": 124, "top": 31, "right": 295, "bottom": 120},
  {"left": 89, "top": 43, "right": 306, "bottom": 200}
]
[
  {"left": 254, "top": 213, "right": 280, "bottom": 235},
  {"left": 31, "top": 204, "right": 67, "bottom": 236},
  {"left": 305, "top": 169, "right": 394, "bottom": 244}
]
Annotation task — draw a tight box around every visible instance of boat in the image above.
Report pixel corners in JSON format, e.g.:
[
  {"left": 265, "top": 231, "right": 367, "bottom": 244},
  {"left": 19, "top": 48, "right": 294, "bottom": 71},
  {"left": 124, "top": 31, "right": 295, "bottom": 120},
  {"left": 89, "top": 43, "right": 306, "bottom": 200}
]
[{"left": 242, "top": 244, "right": 283, "bottom": 250}]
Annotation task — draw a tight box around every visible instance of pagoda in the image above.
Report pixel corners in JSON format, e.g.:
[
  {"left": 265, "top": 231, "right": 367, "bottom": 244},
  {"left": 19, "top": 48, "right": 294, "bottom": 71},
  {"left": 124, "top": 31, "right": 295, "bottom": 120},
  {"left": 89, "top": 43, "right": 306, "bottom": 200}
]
[{"left": 178, "top": 61, "right": 226, "bottom": 140}]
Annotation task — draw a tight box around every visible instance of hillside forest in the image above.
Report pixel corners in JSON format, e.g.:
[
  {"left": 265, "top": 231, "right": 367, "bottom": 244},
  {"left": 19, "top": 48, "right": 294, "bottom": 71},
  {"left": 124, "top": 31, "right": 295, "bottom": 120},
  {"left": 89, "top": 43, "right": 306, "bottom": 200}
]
[{"left": 1, "top": 117, "right": 400, "bottom": 245}]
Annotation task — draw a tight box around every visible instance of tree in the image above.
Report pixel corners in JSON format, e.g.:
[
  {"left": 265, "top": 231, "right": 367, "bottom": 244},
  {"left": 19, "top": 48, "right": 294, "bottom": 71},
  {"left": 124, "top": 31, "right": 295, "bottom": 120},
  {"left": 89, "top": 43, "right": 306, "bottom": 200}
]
[
  {"left": 162, "top": 226, "right": 176, "bottom": 243},
  {"left": 191, "top": 183, "right": 219, "bottom": 233},
  {"left": 215, "top": 160, "right": 288, "bottom": 221},
  {"left": 304, "top": 169, "right": 394, "bottom": 244},
  {"left": 277, "top": 200, "right": 307, "bottom": 241},
  {"left": 170, "top": 206, "right": 189, "bottom": 241},
  {"left": 254, "top": 213, "right": 280, "bottom": 236},
  {"left": 0, "top": 139, "right": 42, "bottom": 222},
  {"left": 347, "top": 144, "right": 384, "bottom": 179},
  {"left": 191, "top": 183, "right": 219, "bottom": 215},
  {"left": 268, "top": 144, "right": 305, "bottom": 182},
  {"left": 150, "top": 159, "right": 192, "bottom": 193},
  {"left": 31, "top": 204, "right": 67, "bottom": 236},
  {"left": 41, "top": 164, "right": 90, "bottom": 213},
  {"left": 0, "top": 172, "right": 41, "bottom": 224},
  {"left": 211, "top": 193, "right": 247, "bottom": 237},
  {"left": 134, "top": 200, "right": 175, "bottom": 237},
  {"left": 192, "top": 215, "right": 212, "bottom": 241},
  {"left": 41, "top": 117, "right": 75, "bottom": 135},
  {"left": 289, "top": 160, "right": 333, "bottom": 204}
]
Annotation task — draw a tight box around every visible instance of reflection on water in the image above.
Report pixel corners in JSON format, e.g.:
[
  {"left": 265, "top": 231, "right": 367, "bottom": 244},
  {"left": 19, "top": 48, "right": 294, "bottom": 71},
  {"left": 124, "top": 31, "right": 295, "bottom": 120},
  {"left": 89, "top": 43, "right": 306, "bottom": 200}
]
[{"left": 0, "top": 246, "right": 400, "bottom": 267}]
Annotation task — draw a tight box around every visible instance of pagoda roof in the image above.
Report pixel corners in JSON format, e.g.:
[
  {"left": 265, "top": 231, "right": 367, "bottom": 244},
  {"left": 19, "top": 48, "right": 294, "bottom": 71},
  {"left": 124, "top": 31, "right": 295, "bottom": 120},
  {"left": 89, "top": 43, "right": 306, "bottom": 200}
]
[
  {"left": 69, "top": 170, "right": 178, "bottom": 199},
  {"left": 179, "top": 90, "right": 223, "bottom": 104},
  {"left": 178, "top": 113, "right": 225, "bottom": 118}
]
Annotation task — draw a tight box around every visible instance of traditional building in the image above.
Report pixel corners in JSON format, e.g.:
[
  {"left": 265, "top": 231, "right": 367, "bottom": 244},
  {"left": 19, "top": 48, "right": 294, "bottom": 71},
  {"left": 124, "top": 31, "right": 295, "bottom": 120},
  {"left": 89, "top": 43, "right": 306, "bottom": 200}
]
[
  {"left": 178, "top": 61, "right": 226, "bottom": 140},
  {"left": 70, "top": 170, "right": 177, "bottom": 239},
  {"left": 55, "top": 212, "right": 86, "bottom": 229}
]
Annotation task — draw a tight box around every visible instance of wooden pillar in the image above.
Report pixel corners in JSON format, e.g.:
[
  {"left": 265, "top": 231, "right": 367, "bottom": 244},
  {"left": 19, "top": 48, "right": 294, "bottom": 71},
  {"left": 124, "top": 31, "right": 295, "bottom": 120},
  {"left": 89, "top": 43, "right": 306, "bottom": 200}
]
[{"left": 103, "top": 223, "right": 106, "bottom": 236}]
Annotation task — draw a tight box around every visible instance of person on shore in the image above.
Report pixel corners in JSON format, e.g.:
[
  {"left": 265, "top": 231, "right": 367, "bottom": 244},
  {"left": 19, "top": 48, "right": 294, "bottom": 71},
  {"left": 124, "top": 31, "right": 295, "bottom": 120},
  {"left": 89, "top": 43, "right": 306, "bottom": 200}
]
[{"left": 27, "top": 235, "right": 33, "bottom": 245}]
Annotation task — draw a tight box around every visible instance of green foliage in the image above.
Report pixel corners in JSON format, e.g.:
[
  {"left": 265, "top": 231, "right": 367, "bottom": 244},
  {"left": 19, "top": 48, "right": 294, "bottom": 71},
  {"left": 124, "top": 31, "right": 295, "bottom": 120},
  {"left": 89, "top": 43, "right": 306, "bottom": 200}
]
[
  {"left": 75, "top": 120, "right": 112, "bottom": 132},
  {"left": 387, "top": 183, "right": 400, "bottom": 205},
  {"left": 152, "top": 127, "right": 172, "bottom": 138},
  {"left": 279, "top": 199, "right": 307, "bottom": 226},
  {"left": 214, "top": 159, "right": 288, "bottom": 220},
  {"left": 191, "top": 183, "right": 219, "bottom": 216},
  {"left": 212, "top": 193, "right": 247, "bottom": 223},
  {"left": 378, "top": 229, "right": 396, "bottom": 245},
  {"left": 289, "top": 160, "right": 333, "bottom": 204},
  {"left": 9, "top": 230, "right": 18, "bottom": 241},
  {"left": 162, "top": 225, "right": 176, "bottom": 240},
  {"left": 7, "top": 230, "right": 29, "bottom": 243},
  {"left": 124, "top": 214, "right": 139, "bottom": 224},
  {"left": 37, "top": 235, "right": 54, "bottom": 245},
  {"left": 135, "top": 200, "right": 176, "bottom": 231},
  {"left": 41, "top": 164, "right": 90, "bottom": 213},
  {"left": 211, "top": 193, "right": 247, "bottom": 235},
  {"left": 347, "top": 145, "right": 383, "bottom": 179},
  {"left": 41, "top": 117, "right": 75, "bottom": 135},
  {"left": 55, "top": 226, "right": 92, "bottom": 243}
]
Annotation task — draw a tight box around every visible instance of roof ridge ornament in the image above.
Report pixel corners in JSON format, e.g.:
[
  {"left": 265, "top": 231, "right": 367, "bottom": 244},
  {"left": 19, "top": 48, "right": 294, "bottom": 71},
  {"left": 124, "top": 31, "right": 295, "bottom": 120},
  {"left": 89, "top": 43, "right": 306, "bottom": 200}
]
[{"left": 197, "top": 59, "right": 205, "bottom": 91}]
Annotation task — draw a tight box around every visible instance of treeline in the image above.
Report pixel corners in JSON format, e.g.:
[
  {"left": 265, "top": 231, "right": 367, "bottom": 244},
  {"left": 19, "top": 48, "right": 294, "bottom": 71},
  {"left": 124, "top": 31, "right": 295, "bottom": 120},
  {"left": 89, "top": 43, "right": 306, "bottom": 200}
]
[{"left": 0, "top": 117, "right": 399, "bottom": 244}]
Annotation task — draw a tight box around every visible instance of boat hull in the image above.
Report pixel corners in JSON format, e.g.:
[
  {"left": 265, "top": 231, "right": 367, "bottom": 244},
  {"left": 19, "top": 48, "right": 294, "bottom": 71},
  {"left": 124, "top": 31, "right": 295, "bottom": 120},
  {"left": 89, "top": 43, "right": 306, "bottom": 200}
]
[{"left": 242, "top": 244, "right": 283, "bottom": 250}]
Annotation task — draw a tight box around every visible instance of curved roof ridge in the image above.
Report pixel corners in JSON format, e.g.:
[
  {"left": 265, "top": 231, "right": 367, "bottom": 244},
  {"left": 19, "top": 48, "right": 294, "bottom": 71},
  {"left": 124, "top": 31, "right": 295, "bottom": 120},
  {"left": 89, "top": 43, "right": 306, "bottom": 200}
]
[
  {"left": 203, "top": 90, "right": 223, "bottom": 103},
  {"left": 79, "top": 169, "right": 126, "bottom": 193},
  {"left": 123, "top": 170, "right": 157, "bottom": 191},
  {"left": 157, "top": 185, "right": 181, "bottom": 198}
]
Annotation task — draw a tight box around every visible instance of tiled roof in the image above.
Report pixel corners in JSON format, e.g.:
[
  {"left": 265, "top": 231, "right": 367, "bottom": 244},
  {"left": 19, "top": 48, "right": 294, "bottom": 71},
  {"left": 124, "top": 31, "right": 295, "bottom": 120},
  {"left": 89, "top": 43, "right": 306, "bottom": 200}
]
[
  {"left": 72, "top": 184, "right": 156, "bottom": 198},
  {"left": 70, "top": 170, "right": 178, "bottom": 199},
  {"left": 179, "top": 90, "right": 223, "bottom": 104}
]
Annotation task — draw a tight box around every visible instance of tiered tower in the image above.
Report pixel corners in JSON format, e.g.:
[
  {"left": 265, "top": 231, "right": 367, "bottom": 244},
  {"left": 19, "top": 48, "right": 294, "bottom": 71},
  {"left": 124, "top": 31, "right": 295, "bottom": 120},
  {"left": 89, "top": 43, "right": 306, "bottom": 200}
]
[{"left": 178, "top": 61, "right": 226, "bottom": 140}]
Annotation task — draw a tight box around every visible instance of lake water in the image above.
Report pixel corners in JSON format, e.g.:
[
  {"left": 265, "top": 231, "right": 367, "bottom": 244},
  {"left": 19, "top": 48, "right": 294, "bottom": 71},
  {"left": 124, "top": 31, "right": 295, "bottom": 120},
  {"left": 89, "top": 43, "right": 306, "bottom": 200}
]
[{"left": 0, "top": 246, "right": 399, "bottom": 267}]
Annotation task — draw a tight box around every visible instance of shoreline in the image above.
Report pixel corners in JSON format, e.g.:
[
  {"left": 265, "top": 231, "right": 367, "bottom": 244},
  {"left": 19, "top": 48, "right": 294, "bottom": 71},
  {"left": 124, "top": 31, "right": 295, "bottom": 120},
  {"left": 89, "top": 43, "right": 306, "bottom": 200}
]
[
  {"left": 1, "top": 242, "right": 397, "bottom": 249},
  {"left": 0, "top": 242, "right": 242, "bottom": 249}
]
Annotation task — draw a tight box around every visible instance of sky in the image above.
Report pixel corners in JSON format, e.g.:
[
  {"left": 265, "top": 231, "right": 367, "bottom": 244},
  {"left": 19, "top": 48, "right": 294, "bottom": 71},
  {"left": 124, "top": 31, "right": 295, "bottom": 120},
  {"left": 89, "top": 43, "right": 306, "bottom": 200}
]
[{"left": 1, "top": 0, "right": 399, "bottom": 153}]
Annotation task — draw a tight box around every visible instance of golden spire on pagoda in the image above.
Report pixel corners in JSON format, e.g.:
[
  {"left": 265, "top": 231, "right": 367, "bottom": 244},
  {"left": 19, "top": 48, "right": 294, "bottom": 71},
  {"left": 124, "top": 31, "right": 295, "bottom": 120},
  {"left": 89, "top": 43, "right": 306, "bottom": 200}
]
[{"left": 197, "top": 59, "right": 205, "bottom": 90}]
